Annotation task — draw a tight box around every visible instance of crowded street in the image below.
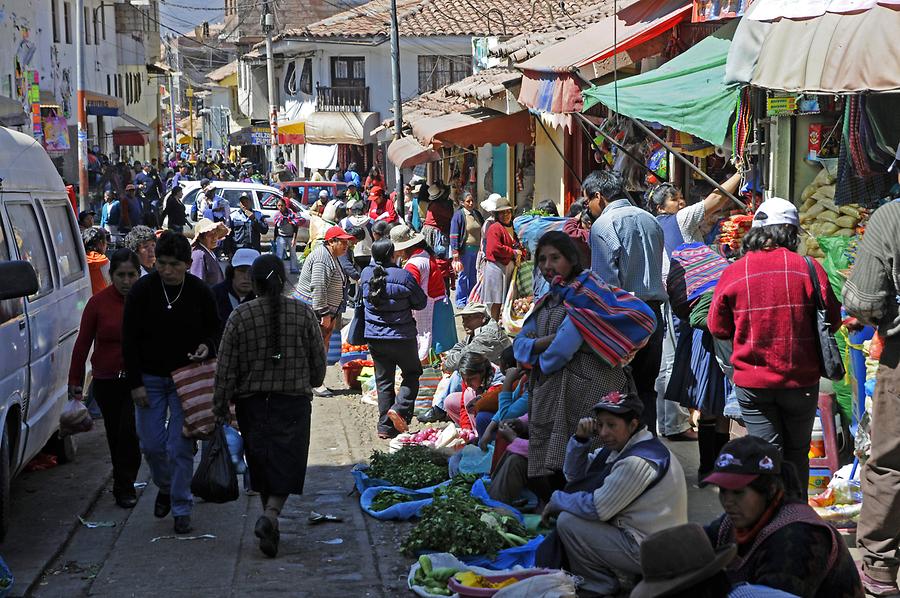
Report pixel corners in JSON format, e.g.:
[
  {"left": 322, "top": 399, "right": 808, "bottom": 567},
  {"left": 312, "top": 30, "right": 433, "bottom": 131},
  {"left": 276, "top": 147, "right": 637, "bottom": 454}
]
[{"left": 0, "top": 0, "right": 898, "bottom": 596}]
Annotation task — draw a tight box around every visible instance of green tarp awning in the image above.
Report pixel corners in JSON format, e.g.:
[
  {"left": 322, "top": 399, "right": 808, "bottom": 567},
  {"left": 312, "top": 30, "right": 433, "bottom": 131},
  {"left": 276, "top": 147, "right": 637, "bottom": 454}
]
[{"left": 582, "top": 20, "right": 741, "bottom": 146}]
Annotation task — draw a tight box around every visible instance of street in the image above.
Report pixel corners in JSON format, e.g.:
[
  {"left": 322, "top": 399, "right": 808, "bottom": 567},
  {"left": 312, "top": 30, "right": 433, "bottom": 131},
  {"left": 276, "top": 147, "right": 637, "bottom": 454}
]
[{"left": 3, "top": 363, "right": 721, "bottom": 598}]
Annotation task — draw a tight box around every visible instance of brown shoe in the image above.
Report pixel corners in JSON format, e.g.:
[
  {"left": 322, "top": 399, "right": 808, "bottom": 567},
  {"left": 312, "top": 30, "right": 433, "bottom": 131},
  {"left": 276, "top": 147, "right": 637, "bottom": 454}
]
[
  {"left": 387, "top": 409, "right": 408, "bottom": 434},
  {"left": 665, "top": 429, "right": 699, "bottom": 442}
]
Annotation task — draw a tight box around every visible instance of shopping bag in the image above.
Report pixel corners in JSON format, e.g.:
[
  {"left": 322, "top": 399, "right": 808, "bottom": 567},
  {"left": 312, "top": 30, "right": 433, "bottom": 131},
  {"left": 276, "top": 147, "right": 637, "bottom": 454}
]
[
  {"left": 346, "top": 303, "right": 366, "bottom": 346},
  {"left": 59, "top": 400, "right": 93, "bottom": 437},
  {"left": 502, "top": 265, "right": 535, "bottom": 336},
  {"left": 413, "top": 366, "right": 443, "bottom": 415},
  {"left": 431, "top": 297, "right": 458, "bottom": 354},
  {"left": 326, "top": 323, "right": 343, "bottom": 365},
  {"left": 190, "top": 425, "right": 239, "bottom": 503},
  {"left": 171, "top": 359, "right": 218, "bottom": 439}
]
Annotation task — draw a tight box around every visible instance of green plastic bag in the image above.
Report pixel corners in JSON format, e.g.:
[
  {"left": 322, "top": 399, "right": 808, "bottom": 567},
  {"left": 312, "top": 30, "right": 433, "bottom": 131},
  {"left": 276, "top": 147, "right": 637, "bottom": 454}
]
[{"left": 817, "top": 236, "right": 853, "bottom": 297}]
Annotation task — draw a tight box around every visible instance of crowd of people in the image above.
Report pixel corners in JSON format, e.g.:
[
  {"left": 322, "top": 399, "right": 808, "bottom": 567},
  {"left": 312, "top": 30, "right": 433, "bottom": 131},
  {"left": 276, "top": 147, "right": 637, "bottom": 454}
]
[{"left": 66, "top": 144, "right": 877, "bottom": 596}]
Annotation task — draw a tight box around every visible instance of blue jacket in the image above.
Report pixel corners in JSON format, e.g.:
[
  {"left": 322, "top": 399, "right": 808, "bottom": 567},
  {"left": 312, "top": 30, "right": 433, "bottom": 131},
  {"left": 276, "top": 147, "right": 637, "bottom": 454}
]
[
  {"left": 359, "top": 265, "right": 427, "bottom": 340},
  {"left": 449, "top": 208, "right": 484, "bottom": 253}
]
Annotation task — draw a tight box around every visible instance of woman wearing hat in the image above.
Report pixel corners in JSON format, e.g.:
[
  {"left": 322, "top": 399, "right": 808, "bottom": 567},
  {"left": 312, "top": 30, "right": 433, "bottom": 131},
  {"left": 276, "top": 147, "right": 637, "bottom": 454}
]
[
  {"left": 514, "top": 233, "right": 656, "bottom": 497},
  {"left": 708, "top": 197, "right": 841, "bottom": 488},
  {"left": 537, "top": 390, "right": 687, "bottom": 596},
  {"left": 190, "top": 218, "right": 229, "bottom": 287},
  {"left": 482, "top": 196, "right": 525, "bottom": 321},
  {"left": 391, "top": 224, "right": 446, "bottom": 361},
  {"left": 702, "top": 435, "right": 863, "bottom": 597},
  {"left": 421, "top": 183, "right": 453, "bottom": 259},
  {"left": 368, "top": 187, "right": 397, "bottom": 223},
  {"left": 359, "top": 239, "right": 427, "bottom": 438},
  {"left": 213, "top": 254, "right": 326, "bottom": 557}
]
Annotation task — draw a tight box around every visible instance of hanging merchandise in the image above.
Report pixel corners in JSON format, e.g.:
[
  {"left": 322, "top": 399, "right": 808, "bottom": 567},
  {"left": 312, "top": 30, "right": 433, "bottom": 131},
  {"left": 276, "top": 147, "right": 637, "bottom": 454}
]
[{"left": 647, "top": 146, "right": 668, "bottom": 180}]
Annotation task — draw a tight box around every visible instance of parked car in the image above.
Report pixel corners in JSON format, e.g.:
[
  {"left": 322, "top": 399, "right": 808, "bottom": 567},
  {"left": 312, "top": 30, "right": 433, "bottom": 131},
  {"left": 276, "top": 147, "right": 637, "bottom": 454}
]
[
  {"left": 0, "top": 126, "right": 91, "bottom": 539},
  {"left": 176, "top": 180, "right": 310, "bottom": 246},
  {"left": 274, "top": 181, "right": 351, "bottom": 206}
]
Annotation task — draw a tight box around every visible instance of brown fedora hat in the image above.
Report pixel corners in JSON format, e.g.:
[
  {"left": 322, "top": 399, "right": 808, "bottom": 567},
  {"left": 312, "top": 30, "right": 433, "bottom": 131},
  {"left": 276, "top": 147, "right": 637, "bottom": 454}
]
[{"left": 631, "top": 523, "right": 737, "bottom": 598}]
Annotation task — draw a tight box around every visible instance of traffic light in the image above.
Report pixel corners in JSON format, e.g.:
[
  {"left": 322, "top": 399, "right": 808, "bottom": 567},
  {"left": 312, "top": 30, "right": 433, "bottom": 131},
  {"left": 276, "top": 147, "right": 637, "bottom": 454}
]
[{"left": 195, "top": 96, "right": 204, "bottom": 117}]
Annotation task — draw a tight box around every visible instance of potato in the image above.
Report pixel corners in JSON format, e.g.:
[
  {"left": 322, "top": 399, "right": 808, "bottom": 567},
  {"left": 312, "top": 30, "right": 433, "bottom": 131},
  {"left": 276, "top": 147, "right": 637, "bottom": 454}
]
[
  {"left": 818, "top": 222, "right": 840, "bottom": 235},
  {"left": 835, "top": 215, "right": 858, "bottom": 229},
  {"left": 819, "top": 211, "right": 838, "bottom": 223},
  {"left": 839, "top": 205, "right": 860, "bottom": 218}
]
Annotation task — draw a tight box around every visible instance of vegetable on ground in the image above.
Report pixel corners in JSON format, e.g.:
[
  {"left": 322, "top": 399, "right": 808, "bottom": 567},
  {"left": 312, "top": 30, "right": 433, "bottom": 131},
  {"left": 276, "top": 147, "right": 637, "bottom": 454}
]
[{"left": 367, "top": 445, "right": 450, "bottom": 490}]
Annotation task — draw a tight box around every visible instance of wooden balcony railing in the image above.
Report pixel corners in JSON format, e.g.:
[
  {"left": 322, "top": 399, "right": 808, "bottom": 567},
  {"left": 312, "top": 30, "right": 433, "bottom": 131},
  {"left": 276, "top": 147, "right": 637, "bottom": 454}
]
[{"left": 315, "top": 85, "right": 370, "bottom": 112}]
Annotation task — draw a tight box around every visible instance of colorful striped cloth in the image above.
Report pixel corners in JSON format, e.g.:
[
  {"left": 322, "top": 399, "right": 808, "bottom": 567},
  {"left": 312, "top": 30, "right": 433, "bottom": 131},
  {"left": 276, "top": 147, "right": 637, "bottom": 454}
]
[
  {"left": 667, "top": 242, "right": 730, "bottom": 313},
  {"left": 534, "top": 270, "right": 657, "bottom": 368}
]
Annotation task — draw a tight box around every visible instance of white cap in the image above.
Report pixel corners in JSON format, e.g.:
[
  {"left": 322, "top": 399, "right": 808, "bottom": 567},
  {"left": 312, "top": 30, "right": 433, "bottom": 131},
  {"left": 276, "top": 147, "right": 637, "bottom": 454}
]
[
  {"left": 318, "top": 189, "right": 329, "bottom": 198},
  {"left": 231, "top": 248, "right": 260, "bottom": 268},
  {"left": 481, "top": 192, "right": 502, "bottom": 213},
  {"left": 751, "top": 197, "right": 799, "bottom": 229}
]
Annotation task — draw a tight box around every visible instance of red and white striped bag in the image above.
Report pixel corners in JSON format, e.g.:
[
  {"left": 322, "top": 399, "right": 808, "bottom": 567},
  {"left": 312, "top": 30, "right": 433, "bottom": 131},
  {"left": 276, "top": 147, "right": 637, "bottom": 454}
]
[{"left": 172, "top": 359, "right": 218, "bottom": 439}]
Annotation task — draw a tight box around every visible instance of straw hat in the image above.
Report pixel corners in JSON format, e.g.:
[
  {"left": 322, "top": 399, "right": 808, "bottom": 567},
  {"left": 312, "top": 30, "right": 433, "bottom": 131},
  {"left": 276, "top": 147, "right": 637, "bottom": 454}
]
[
  {"left": 428, "top": 183, "right": 448, "bottom": 201},
  {"left": 492, "top": 196, "right": 514, "bottom": 212},
  {"left": 390, "top": 223, "right": 426, "bottom": 251},
  {"left": 191, "top": 218, "right": 229, "bottom": 245}
]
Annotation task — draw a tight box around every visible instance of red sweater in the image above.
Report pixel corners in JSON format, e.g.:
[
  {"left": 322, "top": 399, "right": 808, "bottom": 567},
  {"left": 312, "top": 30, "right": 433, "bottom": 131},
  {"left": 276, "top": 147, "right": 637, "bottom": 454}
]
[
  {"left": 68, "top": 284, "right": 126, "bottom": 385},
  {"left": 708, "top": 247, "right": 841, "bottom": 389},
  {"left": 485, "top": 222, "right": 517, "bottom": 265},
  {"left": 369, "top": 197, "right": 397, "bottom": 223}
]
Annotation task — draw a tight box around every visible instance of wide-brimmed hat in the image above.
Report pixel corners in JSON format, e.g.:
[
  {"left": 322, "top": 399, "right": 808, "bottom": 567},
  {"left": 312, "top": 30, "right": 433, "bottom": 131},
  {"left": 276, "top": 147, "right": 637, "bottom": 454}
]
[
  {"left": 631, "top": 523, "right": 737, "bottom": 598},
  {"left": 428, "top": 183, "right": 448, "bottom": 201},
  {"left": 492, "top": 196, "right": 514, "bottom": 212},
  {"left": 191, "top": 218, "right": 229, "bottom": 244},
  {"left": 455, "top": 303, "right": 490, "bottom": 319},
  {"left": 703, "top": 435, "right": 783, "bottom": 490},
  {"left": 390, "top": 224, "right": 425, "bottom": 251},
  {"left": 481, "top": 192, "right": 501, "bottom": 212}
]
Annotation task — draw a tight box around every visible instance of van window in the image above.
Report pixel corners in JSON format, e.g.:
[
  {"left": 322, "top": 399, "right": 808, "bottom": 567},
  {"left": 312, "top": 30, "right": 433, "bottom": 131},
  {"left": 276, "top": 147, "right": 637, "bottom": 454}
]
[
  {"left": 44, "top": 202, "right": 86, "bottom": 285},
  {"left": 259, "top": 192, "right": 283, "bottom": 209},
  {"left": 221, "top": 188, "right": 247, "bottom": 208},
  {"left": 184, "top": 188, "right": 200, "bottom": 207},
  {"left": 7, "top": 203, "right": 53, "bottom": 299},
  {"left": 0, "top": 212, "right": 24, "bottom": 323}
]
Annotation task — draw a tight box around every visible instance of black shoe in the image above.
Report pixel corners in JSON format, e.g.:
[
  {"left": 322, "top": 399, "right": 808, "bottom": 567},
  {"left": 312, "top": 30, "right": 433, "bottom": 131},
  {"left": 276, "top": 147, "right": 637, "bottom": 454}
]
[
  {"left": 173, "top": 515, "right": 192, "bottom": 534},
  {"left": 254, "top": 515, "right": 279, "bottom": 558},
  {"left": 115, "top": 494, "right": 138, "bottom": 509},
  {"left": 417, "top": 407, "right": 448, "bottom": 424},
  {"left": 154, "top": 491, "right": 171, "bottom": 518}
]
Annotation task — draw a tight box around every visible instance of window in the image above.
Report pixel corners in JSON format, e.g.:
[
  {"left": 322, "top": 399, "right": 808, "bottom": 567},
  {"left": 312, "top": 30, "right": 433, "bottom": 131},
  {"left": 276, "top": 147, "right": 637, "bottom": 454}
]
[
  {"left": 221, "top": 189, "right": 249, "bottom": 209},
  {"left": 258, "top": 192, "right": 283, "bottom": 209},
  {"left": 113, "top": 74, "right": 118, "bottom": 98},
  {"left": 283, "top": 61, "right": 297, "bottom": 96},
  {"left": 0, "top": 212, "right": 24, "bottom": 324},
  {"left": 93, "top": 6, "right": 100, "bottom": 43},
  {"left": 63, "top": 2, "right": 72, "bottom": 44},
  {"left": 100, "top": 4, "right": 106, "bottom": 40},
  {"left": 106, "top": 74, "right": 111, "bottom": 95},
  {"left": 300, "top": 58, "right": 312, "bottom": 95},
  {"left": 417, "top": 55, "right": 472, "bottom": 93},
  {"left": 7, "top": 203, "right": 53, "bottom": 299},
  {"left": 330, "top": 57, "right": 365, "bottom": 87},
  {"left": 43, "top": 202, "right": 86, "bottom": 286},
  {"left": 51, "top": 0, "right": 60, "bottom": 43},
  {"left": 126, "top": 73, "right": 131, "bottom": 104},
  {"left": 84, "top": 6, "right": 92, "bottom": 44}
]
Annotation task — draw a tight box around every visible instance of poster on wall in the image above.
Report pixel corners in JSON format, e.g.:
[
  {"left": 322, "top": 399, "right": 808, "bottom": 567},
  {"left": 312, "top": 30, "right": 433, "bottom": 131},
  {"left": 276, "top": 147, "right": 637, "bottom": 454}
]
[
  {"left": 692, "top": 0, "right": 749, "bottom": 22},
  {"left": 43, "top": 116, "right": 70, "bottom": 152}
]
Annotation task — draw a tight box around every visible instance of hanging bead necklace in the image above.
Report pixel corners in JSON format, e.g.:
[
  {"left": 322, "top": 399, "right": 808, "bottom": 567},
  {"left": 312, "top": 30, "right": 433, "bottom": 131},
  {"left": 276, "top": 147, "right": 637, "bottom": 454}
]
[{"left": 161, "top": 277, "right": 185, "bottom": 310}]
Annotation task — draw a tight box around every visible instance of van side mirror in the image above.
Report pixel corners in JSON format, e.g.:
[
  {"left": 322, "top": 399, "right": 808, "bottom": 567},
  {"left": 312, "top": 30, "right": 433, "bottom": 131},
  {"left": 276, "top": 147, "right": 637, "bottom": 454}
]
[{"left": 0, "top": 261, "right": 39, "bottom": 300}]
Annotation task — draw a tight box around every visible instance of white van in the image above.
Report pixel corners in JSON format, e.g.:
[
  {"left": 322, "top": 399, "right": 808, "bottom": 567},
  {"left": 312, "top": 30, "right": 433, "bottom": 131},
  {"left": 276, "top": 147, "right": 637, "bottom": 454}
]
[{"left": 0, "top": 127, "right": 91, "bottom": 539}]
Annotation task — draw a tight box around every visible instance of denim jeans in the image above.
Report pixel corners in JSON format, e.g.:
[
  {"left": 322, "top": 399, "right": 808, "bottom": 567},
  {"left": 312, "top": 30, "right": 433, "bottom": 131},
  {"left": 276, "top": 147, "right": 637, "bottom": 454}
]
[
  {"left": 135, "top": 374, "right": 195, "bottom": 517},
  {"left": 274, "top": 235, "right": 298, "bottom": 273},
  {"left": 455, "top": 248, "right": 478, "bottom": 308}
]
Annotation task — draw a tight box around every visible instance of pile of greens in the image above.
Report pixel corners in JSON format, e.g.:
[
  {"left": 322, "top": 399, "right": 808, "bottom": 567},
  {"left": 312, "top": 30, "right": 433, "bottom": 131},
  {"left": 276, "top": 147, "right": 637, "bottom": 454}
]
[
  {"left": 433, "top": 473, "right": 480, "bottom": 501},
  {"left": 368, "top": 446, "right": 450, "bottom": 489},
  {"left": 401, "top": 494, "right": 530, "bottom": 557},
  {"left": 369, "top": 490, "right": 426, "bottom": 512}
]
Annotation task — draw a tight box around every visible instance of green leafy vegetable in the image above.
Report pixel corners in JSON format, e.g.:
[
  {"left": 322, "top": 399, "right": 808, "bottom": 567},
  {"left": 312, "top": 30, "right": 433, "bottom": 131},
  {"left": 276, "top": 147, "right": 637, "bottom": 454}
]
[
  {"left": 367, "top": 446, "right": 450, "bottom": 490},
  {"left": 370, "top": 490, "right": 425, "bottom": 512}
]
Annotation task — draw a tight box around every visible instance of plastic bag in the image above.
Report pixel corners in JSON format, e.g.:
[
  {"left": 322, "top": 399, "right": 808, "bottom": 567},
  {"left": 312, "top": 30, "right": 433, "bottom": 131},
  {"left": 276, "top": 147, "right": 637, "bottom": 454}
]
[
  {"left": 463, "top": 535, "right": 546, "bottom": 570},
  {"left": 190, "top": 425, "right": 239, "bottom": 503},
  {"left": 449, "top": 445, "right": 494, "bottom": 477},
  {"left": 59, "top": 400, "right": 93, "bottom": 437},
  {"left": 493, "top": 571, "right": 577, "bottom": 597},
  {"left": 432, "top": 298, "right": 459, "bottom": 354},
  {"left": 359, "top": 485, "right": 439, "bottom": 521},
  {"left": 470, "top": 478, "right": 525, "bottom": 524},
  {"left": 222, "top": 424, "right": 246, "bottom": 474},
  {"left": 502, "top": 265, "right": 535, "bottom": 336}
]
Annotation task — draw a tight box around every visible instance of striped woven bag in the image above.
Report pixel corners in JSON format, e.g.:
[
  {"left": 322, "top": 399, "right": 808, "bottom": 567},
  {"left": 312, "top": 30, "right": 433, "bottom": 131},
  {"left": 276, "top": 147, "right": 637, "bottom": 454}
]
[{"left": 172, "top": 359, "right": 218, "bottom": 439}]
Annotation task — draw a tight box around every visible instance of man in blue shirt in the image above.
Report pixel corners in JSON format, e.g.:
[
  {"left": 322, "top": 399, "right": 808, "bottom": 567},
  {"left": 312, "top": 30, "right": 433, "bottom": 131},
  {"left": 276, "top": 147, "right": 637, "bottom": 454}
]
[
  {"left": 121, "top": 184, "right": 145, "bottom": 229},
  {"left": 585, "top": 170, "right": 665, "bottom": 436},
  {"left": 231, "top": 194, "right": 269, "bottom": 252}
]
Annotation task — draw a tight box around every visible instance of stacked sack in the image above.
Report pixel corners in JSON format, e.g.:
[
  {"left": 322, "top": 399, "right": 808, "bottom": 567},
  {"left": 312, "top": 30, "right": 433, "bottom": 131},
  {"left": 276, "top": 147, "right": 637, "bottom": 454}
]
[{"left": 798, "top": 167, "right": 866, "bottom": 258}]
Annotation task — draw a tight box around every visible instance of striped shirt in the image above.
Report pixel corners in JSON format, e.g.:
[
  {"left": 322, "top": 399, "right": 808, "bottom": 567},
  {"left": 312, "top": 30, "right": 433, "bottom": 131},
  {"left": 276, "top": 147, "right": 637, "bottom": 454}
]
[
  {"left": 843, "top": 200, "right": 900, "bottom": 337},
  {"left": 293, "top": 244, "right": 346, "bottom": 316},
  {"left": 590, "top": 199, "right": 667, "bottom": 302}
]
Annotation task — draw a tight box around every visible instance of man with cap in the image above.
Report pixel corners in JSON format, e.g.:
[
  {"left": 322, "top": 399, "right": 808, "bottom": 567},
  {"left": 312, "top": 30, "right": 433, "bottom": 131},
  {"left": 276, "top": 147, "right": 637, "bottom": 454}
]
[
  {"left": 844, "top": 140, "right": 900, "bottom": 596},
  {"left": 536, "top": 390, "right": 687, "bottom": 596},
  {"left": 121, "top": 184, "right": 144, "bottom": 230},
  {"left": 79, "top": 209, "right": 97, "bottom": 232},
  {"left": 293, "top": 225, "right": 356, "bottom": 397},
  {"left": 702, "top": 435, "right": 863, "bottom": 597},
  {"left": 368, "top": 187, "right": 397, "bottom": 223},
  {"left": 211, "top": 248, "right": 259, "bottom": 331},
  {"left": 345, "top": 182, "right": 361, "bottom": 206},
  {"left": 232, "top": 194, "right": 268, "bottom": 253}
]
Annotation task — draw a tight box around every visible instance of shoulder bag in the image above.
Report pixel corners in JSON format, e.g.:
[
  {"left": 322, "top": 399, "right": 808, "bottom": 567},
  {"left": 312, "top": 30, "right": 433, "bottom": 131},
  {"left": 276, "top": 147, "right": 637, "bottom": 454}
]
[{"left": 804, "top": 257, "right": 845, "bottom": 381}]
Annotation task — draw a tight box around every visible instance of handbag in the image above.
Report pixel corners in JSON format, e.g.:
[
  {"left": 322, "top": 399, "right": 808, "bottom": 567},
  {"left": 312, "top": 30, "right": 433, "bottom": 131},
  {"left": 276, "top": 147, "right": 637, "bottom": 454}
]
[
  {"left": 171, "top": 359, "right": 218, "bottom": 439},
  {"left": 190, "top": 425, "right": 239, "bottom": 503},
  {"left": 346, "top": 302, "right": 366, "bottom": 346},
  {"left": 804, "top": 257, "right": 845, "bottom": 381},
  {"left": 431, "top": 296, "right": 459, "bottom": 354}
]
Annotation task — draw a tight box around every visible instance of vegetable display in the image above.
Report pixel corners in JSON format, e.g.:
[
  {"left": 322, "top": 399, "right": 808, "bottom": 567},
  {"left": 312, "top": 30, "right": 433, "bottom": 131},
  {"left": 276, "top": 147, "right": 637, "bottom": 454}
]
[
  {"left": 511, "top": 295, "right": 534, "bottom": 317},
  {"left": 368, "top": 446, "right": 450, "bottom": 490},
  {"left": 412, "top": 555, "right": 459, "bottom": 596},
  {"left": 453, "top": 571, "right": 518, "bottom": 590},
  {"left": 369, "top": 490, "right": 426, "bottom": 512},
  {"left": 797, "top": 168, "right": 866, "bottom": 258},
  {"left": 433, "top": 473, "right": 480, "bottom": 501},
  {"left": 341, "top": 343, "right": 368, "bottom": 353},
  {"left": 401, "top": 494, "right": 529, "bottom": 558}
]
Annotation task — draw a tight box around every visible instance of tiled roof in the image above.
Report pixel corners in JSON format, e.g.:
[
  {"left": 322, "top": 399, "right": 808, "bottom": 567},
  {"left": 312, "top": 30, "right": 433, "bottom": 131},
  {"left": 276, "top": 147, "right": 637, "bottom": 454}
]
[
  {"left": 444, "top": 67, "right": 520, "bottom": 100},
  {"left": 206, "top": 60, "right": 238, "bottom": 83},
  {"left": 382, "top": 88, "right": 478, "bottom": 129},
  {"left": 282, "top": 0, "right": 601, "bottom": 40}
]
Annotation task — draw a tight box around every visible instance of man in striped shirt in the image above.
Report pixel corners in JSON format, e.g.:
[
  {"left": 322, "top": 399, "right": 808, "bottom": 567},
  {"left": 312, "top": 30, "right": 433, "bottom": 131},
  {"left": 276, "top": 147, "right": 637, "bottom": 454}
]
[{"left": 843, "top": 144, "right": 900, "bottom": 596}]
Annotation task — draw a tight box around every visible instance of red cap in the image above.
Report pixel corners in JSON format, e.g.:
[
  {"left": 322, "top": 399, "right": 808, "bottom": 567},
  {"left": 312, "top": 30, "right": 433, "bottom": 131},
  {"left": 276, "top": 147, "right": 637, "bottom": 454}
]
[
  {"left": 324, "top": 226, "right": 355, "bottom": 242},
  {"left": 369, "top": 186, "right": 384, "bottom": 198},
  {"left": 702, "top": 472, "right": 759, "bottom": 490}
]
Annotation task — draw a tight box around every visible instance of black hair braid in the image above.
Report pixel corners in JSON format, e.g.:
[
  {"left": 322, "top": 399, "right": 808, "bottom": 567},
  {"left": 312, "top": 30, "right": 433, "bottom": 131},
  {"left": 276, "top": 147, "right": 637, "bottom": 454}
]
[
  {"left": 368, "top": 239, "right": 395, "bottom": 305},
  {"left": 250, "top": 254, "right": 286, "bottom": 363}
]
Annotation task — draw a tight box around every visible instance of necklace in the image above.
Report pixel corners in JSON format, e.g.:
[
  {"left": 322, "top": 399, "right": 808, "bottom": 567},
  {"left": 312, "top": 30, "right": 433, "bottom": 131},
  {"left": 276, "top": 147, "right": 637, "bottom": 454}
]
[{"left": 161, "top": 277, "right": 185, "bottom": 310}]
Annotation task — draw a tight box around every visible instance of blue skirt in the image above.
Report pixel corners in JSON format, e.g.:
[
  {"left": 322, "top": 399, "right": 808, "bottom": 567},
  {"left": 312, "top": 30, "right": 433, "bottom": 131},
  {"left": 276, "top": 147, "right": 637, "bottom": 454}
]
[{"left": 664, "top": 323, "right": 731, "bottom": 416}]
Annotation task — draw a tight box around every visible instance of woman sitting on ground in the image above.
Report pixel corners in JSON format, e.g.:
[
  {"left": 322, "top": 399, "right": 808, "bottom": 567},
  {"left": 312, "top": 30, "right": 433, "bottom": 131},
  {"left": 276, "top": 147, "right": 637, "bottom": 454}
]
[
  {"left": 442, "top": 352, "right": 503, "bottom": 434},
  {"left": 537, "top": 391, "right": 688, "bottom": 596},
  {"left": 703, "top": 435, "right": 863, "bottom": 597}
]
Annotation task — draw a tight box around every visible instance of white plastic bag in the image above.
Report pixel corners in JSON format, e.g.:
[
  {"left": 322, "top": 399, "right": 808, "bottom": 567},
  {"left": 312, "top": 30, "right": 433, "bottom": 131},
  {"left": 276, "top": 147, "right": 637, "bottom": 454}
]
[{"left": 59, "top": 400, "right": 93, "bottom": 437}]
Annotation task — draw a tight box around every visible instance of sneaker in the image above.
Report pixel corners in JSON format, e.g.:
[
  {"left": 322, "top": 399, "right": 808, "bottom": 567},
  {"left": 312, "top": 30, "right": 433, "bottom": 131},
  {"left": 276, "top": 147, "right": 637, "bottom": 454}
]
[
  {"left": 173, "top": 515, "right": 192, "bottom": 535},
  {"left": 859, "top": 563, "right": 900, "bottom": 597},
  {"left": 254, "top": 515, "right": 279, "bottom": 558},
  {"left": 154, "top": 491, "right": 171, "bottom": 518},
  {"left": 313, "top": 385, "right": 333, "bottom": 398},
  {"left": 387, "top": 409, "right": 408, "bottom": 434}
]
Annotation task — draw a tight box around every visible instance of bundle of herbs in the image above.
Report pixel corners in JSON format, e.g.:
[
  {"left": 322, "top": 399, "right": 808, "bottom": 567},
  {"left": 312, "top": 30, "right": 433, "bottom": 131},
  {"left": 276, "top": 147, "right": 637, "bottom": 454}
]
[
  {"left": 367, "top": 446, "right": 450, "bottom": 489},
  {"left": 433, "top": 473, "right": 480, "bottom": 500},
  {"left": 401, "top": 494, "right": 530, "bottom": 558},
  {"left": 369, "top": 490, "right": 427, "bottom": 512}
]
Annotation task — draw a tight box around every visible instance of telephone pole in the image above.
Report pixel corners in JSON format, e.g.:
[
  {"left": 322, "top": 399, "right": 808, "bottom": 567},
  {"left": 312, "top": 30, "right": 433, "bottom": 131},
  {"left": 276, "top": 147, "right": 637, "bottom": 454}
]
[
  {"left": 389, "top": 0, "right": 403, "bottom": 217},
  {"left": 75, "top": 0, "right": 88, "bottom": 209},
  {"left": 263, "top": 1, "right": 279, "bottom": 166}
]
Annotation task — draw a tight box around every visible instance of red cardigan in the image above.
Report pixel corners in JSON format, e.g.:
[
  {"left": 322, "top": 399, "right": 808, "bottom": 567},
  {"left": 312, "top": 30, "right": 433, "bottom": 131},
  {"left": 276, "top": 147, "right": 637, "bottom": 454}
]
[
  {"left": 68, "top": 284, "right": 126, "bottom": 385},
  {"left": 708, "top": 247, "right": 841, "bottom": 389},
  {"left": 485, "top": 222, "right": 517, "bottom": 265}
]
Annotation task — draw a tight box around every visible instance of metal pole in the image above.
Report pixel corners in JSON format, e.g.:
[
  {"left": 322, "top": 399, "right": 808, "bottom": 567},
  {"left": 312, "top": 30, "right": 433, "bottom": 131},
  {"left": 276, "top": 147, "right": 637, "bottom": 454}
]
[
  {"left": 389, "top": 0, "right": 404, "bottom": 218},
  {"left": 187, "top": 87, "right": 194, "bottom": 154},
  {"left": 263, "top": 2, "right": 279, "bottom": 167},
  {"left": 168, "top": 73, "right": 177, "bottom": 157},
  {"left": 75, "top": 0, "right": 88, "bottom": 210}
]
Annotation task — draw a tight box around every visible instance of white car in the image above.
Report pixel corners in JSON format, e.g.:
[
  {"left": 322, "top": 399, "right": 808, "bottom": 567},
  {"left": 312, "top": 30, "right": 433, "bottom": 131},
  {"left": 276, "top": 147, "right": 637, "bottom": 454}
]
[{"left": 176, "top": 181, "right": 309, "bottom": 245}]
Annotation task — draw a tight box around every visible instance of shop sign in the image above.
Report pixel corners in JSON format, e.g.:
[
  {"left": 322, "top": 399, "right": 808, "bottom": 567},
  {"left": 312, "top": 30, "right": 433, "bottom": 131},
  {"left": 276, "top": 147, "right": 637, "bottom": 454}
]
[
  {"left": 43, "top": 116, "right": 70, "bottom": 153},
  {"left": 766, "top": 95, "right": 798, "bottom": 116},
  {"left": 692, "top": 0, "right": 749, "bottom": 22},
  {"left": 250, "top": 128, "right": 271, "bottom": 145}
]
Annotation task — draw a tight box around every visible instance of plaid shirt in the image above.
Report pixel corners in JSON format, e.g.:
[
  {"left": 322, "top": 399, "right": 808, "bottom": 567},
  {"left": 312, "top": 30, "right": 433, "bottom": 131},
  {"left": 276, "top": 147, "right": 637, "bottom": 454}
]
[{"left": 213, "top": 296, "right": 326, "bottom": 416}]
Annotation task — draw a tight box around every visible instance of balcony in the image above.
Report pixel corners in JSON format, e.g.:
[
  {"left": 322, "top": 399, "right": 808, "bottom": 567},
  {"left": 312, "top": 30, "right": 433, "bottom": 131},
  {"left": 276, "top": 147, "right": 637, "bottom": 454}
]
[{"left": 316, "top": 85, "right": 370, "bottom": 112}]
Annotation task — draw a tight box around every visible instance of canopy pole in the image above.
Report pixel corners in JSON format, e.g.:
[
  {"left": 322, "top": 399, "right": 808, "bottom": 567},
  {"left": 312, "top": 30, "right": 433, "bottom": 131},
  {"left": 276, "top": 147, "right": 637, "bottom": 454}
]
[
  {"left": 535, "top": 116, "right": 583, "bottom": 184},
  {"left": 574, "top": 113, "right": 668, "bottom": 183},
  {"left": 627, "top": 115, "right": 746, "bottom": 210}
]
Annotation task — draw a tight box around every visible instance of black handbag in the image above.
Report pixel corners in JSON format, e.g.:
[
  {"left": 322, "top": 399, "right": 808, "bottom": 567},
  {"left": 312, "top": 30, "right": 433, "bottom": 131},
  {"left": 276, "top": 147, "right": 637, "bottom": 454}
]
[
  {"left": 191, "top": 425, "right": 239, "bottom": 504},
  {"left": 805, "top": 257, "right": 846, "bottom": 381}
]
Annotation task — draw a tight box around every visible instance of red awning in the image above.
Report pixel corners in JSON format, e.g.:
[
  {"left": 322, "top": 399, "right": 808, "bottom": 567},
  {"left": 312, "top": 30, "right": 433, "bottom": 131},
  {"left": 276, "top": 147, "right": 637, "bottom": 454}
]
[
  {"left": 387, "top": 136, "right": 441, "bottom": 169},
  {"left": 411, "top": 110, "right": 533, "bottom": 149},
  {"left": 112, "top": 127, "right": 149, "bottom": 146}
]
